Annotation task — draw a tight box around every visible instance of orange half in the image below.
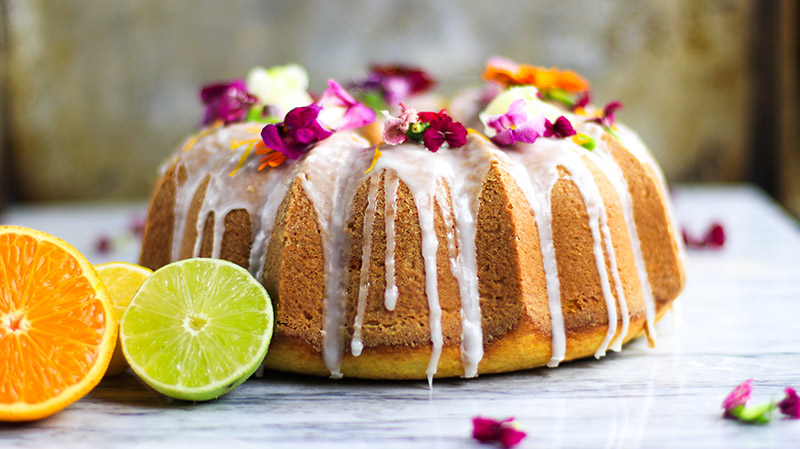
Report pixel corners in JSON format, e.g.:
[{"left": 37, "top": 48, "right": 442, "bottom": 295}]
[{"left": 0, "top": 226, "right": 116, "bottom": 421}]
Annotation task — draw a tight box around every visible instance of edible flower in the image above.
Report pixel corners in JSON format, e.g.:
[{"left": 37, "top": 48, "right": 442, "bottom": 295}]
[
  {"left": 260, "top": 104, "right": 333, "bottom": 160},
  {"left": 129, "top": 215, "right": 146, "bottom": 238},
  {"left": 778, "top": 387, "right": 800, "bottom": 418},
  {"left": 682, "top": 222, "right": 726, "bottom": 249},
  {"left": 485, "top": 99, "right": 546, "bottom": 147},
  {"left": 94, "top": 235, "right": 112, "bottom": 255},
  {"left": 351, "top": 64, "right": 435, "bottom": 110},
  {"left": 723, "top": 378, "right": 753, "bottom": 418},
  {"left": 572, "top": 91, "right": 592, "bottom": 113},
  {"left": 722, "top": 379, "right": 777, "bottom": 424},
  {"left": 472, "top": 416, "right": 527, "bottom": 449},
  {"left": 381, "top": 108, "right": 467, "bottom": 153},
  {"left": 318, "top": 79, "right": 377, "bottom": 131},
  {"left": 589, "top": 101, "right": 623, "bottom": 130},
  {"left": 200, "top": 80, "right": 258, "bottom": 125},
  {"left": 381, "top": 103, "right": 419, "bottom": 145},
  {"left": 482, "top": 56, "right": 589, "bottom": 93},
  {"left": 245, "top": 64, "right": 314, "bottom": 121},
  {"left": 418, "top": 110, "right": 468, "bottom": 152},
  {"left": 543, "top": 116, "right": 577, "bottom": 139}
]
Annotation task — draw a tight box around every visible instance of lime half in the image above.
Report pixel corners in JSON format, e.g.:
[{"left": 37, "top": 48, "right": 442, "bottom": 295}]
[{"left": 120, "top": 258, "right": 273, "bottom": 401}]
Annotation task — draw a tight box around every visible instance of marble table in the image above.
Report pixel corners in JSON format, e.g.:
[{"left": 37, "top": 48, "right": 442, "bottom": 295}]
[{"left": 1, "top": 184, "right": 799, "bottom": 448}]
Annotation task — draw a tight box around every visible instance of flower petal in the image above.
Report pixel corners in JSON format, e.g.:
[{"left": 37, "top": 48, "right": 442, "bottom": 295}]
[
  {"left": 778, "top": 387, "right": 800, "bottom": 418},
  {"left": 422, "top": 127, "right": 446, "bottom": 152},
  {"left": 471, "top": 416, "right": 526, "bottom": 449},
  {"left": 246, "top": 64, "right": 314, "bottom": 118},
  {"left": 723, "top": 379, "right": 753, "bottom": 417}
]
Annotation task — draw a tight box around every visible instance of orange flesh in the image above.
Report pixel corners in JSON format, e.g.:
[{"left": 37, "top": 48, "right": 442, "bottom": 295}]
[{"left": 0, "top": 233, "right": 105, "bottom": 406}]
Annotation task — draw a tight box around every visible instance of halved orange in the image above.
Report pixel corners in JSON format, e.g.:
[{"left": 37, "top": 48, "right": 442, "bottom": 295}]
[{"left": 0, "top": 226, "right": 117, "bottom": 421}]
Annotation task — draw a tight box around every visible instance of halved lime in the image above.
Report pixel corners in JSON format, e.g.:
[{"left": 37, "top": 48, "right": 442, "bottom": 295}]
[{"left": 120, "top": 258, "right": 273, "bottom": 401}]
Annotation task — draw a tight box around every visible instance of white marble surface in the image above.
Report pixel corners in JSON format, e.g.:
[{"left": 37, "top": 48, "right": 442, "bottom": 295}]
[{"left": 1, "top": 184, "right": 799, "bottom": 448}]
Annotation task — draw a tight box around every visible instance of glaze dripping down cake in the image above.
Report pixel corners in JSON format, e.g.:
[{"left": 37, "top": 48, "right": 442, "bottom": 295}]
[{"left": 139, "top": 60, "right": 685, "bottom": 381}]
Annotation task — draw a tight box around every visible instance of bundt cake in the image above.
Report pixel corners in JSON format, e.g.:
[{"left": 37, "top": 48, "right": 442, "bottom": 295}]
[{"left": 139, "top": 60, "right": 685, "bottom": 382}]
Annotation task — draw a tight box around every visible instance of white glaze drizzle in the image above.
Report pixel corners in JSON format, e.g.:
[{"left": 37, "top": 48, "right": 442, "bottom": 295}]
[
  {"left": 383, "top": 171, "right": 400, "bottom": 311},
  {"left": 553, "top": 154, "right": 619, "bottom": 358},
  {"left": 351, "top": 173, "right": 380, "bottom": 357},
  {"left": 583, "top": 123, "right": 659, "bottom": 343},
  {"left": 442, "top": 137, "right": 492, "bottom": 378},
  {"left": 302, "top": 135, "right": 370, "bottom": 379},
  {"left": 367, "top": 147, "right": 448, "bottom": 386},
  {"left": 499, "top": 142, "right": 565, "bottom": 367}
]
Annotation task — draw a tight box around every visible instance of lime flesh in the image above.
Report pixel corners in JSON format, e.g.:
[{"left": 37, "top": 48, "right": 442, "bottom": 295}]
[{"left": 120, "top": 258, "right": 273, "bottom": 401}]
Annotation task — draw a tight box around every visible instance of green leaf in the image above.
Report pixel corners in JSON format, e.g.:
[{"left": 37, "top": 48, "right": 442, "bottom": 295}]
[
  {"left": 246, "top": 105, "right": 280, "bottom": 124},
  {"left": 541, "top": 88, "right": 575, "bottom": 108},
  {"left": 734, "top": 401, "right": 776, "bottom": 424},
  {"left": 361, "top": 91, "right": 388, "bottom": 113}
]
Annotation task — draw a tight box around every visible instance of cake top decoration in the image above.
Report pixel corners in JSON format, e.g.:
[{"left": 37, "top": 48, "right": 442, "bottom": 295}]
[
  {"left": 349, "top": 64, "right": 435, "bottom": 112},
  {"left": 200, "top": 80, "right": 258, "bottom": 126},
  {"left": 381, "top": 105, "right": 467, "bottom": 152},
  {"left": 198, "top": 64, "right": 375, "bottom": 172},
  {"left": 482, "top": 56, "right": 589, "bottom": 93}
]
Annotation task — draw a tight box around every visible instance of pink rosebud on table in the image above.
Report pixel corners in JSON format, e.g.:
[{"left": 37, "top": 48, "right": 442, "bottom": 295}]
[
  {"left": 472, "top": 416, "right": 526, "bottom": 449},
  {"left": 778, "top": 387, "right": 800, "bottom": 419}
]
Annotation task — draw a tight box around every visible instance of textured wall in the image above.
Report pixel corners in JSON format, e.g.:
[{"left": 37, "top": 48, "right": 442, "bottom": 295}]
[{"left": 4, "top": 0, "right": 751, "bottom": 201}]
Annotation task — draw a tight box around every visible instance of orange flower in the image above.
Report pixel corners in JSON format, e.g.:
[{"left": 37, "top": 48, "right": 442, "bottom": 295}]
[
  {"left": 255, "top": 141, "right": 288, "bottom": 170},
  {"left": 482, "top": 58, "right": 589, "bottom": 93}
]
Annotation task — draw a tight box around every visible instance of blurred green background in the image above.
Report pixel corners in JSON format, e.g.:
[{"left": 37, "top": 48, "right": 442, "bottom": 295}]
[{"left": 1, "top": 0, "right": 798, "bottom": 215}]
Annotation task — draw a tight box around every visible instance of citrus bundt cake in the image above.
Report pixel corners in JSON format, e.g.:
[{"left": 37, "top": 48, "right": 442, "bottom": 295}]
[{"left": 139, "top": 60, "right": 685, "bottom": 382}]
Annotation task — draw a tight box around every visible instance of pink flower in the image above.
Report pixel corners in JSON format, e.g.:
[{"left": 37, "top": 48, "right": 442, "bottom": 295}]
[
  {"left": 382, "top": 103, "right": 419, "bottom": 145},
  {"left": 778, "top": 387, "right": 800, "bottom": 418},
  {"left": 543, "top": 116, "right": 577, "bottom": 139},
  {"left": 418, "top": 110, "right": 467, "bottom": 153},
  {"left": 683, "top": 222, "right": 726, "bottom": 250},
  {"left": 200, "top": 79, "right": 258, "bottom": 125},
  {"left": 589, "top": 101, "right": 623, "bottom": 129},
  {"left": 318, "top": 79, "right": 376, "bottom": 130},
  {"left": 486, "top": 99, "right": 546, "bottom": 147},
  {"left": 472, "top": 416, "right": 526, "bottom": 449},
  {"left": 572, "top": 91, "right": 591, "bottom": 111},
  {"left": 723, "top": 378, "right": 753, "bottom": 418},
  {"left": 260, "top": 104, "right": 333, "bottom": 160}
]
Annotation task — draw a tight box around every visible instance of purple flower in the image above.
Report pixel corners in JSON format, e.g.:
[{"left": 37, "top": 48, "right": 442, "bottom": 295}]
[
  {"left": 472, "top": 416, "right": 526, "bottom": 449},
  {"left": 418, "top": 111, "right": 467, "bottom": 152},
  {"left": 543, "top": 116, "right": 577, "bottom": 139},
  {"left": 200, "top": 79, "right": 258, "bottom": 125},
  {"left": 318, "top": 79, "right": 376, "bottom": 130},
  {"left": 723, "top": 379, "right": 753, "bottom": 418},
  {"left": 260, "top": 104, "right": 333, "bottom": 160},
  {"left": 382, "top": 103, "right": 418, "bottom": 145},
  {"left": 589, "top": 101, "right": 624, "bottom": 128},
  {"left": 486, "top": 99, "right": 546, "bottom": 147},
  {"left": 350, "top": 65, "right": 435, "bottom": 110},
  {"left": 778, "top": 387, "right": 800, "bottom": 418}
]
